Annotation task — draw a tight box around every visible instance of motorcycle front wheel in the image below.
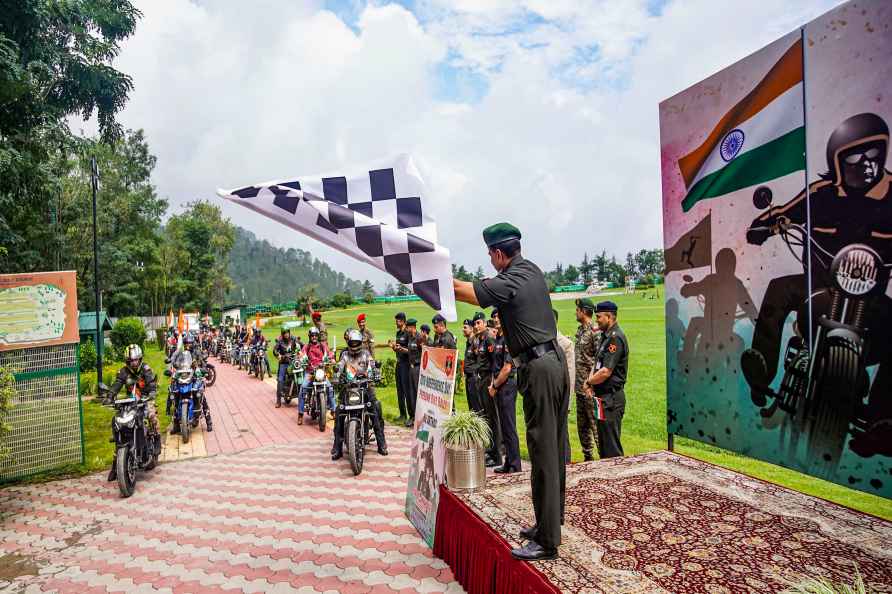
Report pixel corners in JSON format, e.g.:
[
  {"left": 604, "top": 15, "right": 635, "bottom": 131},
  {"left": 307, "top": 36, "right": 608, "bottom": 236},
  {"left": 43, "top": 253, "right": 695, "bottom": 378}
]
[
  {"left": 181, "top": 400, "right": 191, "bottom": 444},
  {"left": 346, "top": 418, "right": 364, "bottom": 475},
  {"left": 116, "top": 445, "right": 137, "bottom": 498},
  {"left": 205, "top": 366, "right": 217, "bottom": 387},
  {"left": 257, "top": 361, "right": 265, "bottom": 381},
  {"left": 317, "top": 391, "right": 327, "bottom": 432}
]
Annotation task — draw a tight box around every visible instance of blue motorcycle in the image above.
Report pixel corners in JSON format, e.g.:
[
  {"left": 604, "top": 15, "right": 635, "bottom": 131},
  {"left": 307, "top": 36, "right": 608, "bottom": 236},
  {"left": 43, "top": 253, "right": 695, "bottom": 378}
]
[{"left": 165, "top": 354, "right": 209, "bottom": 443}]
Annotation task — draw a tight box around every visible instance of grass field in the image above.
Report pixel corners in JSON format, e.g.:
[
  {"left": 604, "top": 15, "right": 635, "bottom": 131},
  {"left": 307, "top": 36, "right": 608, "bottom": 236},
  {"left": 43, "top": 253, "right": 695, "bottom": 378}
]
[{"left": 271, "top": 291, "right": 892, "bottom": 520}]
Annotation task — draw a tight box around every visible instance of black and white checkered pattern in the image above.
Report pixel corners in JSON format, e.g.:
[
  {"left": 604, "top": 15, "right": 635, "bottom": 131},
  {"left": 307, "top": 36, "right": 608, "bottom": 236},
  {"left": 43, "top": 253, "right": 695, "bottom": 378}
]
[{"left": 218, "top": 154, "right": 456, "bottom": 320}]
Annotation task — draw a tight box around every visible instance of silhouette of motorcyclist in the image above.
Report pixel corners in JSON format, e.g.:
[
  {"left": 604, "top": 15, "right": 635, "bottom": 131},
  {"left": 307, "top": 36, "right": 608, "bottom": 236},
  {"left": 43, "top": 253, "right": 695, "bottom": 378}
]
[
  {"left": 679, "top": 248, "right": 757, "bottom": 363},
  {"left": 741, "top": 113, "right": 892, "bottom": 457}
]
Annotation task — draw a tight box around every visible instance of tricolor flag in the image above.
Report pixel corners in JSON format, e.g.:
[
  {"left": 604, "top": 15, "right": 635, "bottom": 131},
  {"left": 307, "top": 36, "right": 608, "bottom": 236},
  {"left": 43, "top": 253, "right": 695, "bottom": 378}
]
[{"left": 680, "top": 39, "right": 805, "bottom": 212}]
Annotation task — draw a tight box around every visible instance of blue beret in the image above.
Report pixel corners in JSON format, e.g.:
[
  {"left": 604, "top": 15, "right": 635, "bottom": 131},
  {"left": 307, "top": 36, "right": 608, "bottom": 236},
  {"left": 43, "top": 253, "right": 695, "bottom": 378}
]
[{"left": 596, "top": 300, "right": 618, "bottom": 313}]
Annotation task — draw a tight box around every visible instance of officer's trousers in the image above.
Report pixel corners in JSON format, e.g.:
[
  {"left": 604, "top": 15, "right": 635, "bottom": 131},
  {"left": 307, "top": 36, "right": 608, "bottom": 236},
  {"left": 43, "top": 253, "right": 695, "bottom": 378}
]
[
  {"left": 595, "top": 389, "right": 625, "bottom": 459},
  {"left": 395, "top": 360, "right": 410, "bottom": 418},
  {"left": 408, "top": 364, "right": 419, "bottom": 420},
  {"left": 576, "top": 393, "right": 600, "bottom": 461},
  {"left": 477, "top": 371, "right": 502, "bottom": 465},
  {"left": 518, "top": 350, "right": 568, "bottom": 550},
  {"left": 464, "top": 373, "right": 482, "bottom": 414},
  {"left": 497, "top": 379, "right": 521, "bottom": 471}
]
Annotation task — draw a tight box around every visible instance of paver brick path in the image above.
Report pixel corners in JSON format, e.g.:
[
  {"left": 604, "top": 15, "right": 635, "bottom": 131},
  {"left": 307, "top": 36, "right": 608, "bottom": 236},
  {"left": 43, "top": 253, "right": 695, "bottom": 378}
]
[{"left": 0, "top": 356, "right": 462, "bottom": 593}]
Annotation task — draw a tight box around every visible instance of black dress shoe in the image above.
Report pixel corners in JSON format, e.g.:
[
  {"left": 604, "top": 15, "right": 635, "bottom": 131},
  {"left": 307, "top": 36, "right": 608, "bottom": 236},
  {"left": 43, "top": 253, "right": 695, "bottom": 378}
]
[
  {"left": 378, "top": 446, "right": 388, "bottom": 456},
  {"left": 493, "top": 466, "right": 510, "bottom": 474},
  {"left": 107, "top": 465, "right": 117, "bottom": 482},
  {"left": 484, "top": 457, "right": 499, "bottom": 468},
  {"left": 519, "top": 525, "right": 537, "bottom": 540},
  {"left": 511, "top": 541, "right": 557, "bottom": 561},
  {"left": 331, "top": 450, "right": 343, "bottom": 461}
]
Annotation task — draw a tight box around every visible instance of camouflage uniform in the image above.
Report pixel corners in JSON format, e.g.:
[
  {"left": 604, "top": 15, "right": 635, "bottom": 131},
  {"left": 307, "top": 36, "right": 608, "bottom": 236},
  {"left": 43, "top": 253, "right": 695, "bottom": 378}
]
[
  {"left": 360, "top": 327, "right": 375, "bottom": 356},
  {"left": 575, "top": 321, "right": 602, "bottom": 461}
]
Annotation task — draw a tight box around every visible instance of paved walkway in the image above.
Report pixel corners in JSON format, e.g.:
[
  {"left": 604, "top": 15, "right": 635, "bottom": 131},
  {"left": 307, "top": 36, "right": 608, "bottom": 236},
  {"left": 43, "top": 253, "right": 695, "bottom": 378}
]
[{"left": 0, "top": 356, "right": 462, "bottom": 593}]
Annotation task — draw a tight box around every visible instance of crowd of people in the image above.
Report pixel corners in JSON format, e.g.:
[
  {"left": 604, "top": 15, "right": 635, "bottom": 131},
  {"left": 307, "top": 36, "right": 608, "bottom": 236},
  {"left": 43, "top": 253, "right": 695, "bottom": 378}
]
[{"left": 142, "top": 222, "right": 630, "bottom": 564}]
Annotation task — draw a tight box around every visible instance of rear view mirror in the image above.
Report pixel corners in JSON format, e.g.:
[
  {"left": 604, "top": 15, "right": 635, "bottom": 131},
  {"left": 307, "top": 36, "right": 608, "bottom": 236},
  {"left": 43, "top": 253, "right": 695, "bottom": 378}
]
[
  {"left": 375, "top": 360, "right": 382, "bottom": 368},
  {"left": 164, "top": 358, "right": 171, "bottom": 364},
  {"left": 163, "top": 369, "right": 172, "bottom": 377},
  {"left": 753, "top": 186, "right": 773, "bottom": 210}
]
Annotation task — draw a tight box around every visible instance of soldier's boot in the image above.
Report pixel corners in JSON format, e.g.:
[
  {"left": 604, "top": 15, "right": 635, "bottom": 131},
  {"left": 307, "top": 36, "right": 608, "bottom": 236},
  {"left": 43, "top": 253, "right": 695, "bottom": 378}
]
[{"left": 107, "top": 457, "right": 117, "bottom": 482}]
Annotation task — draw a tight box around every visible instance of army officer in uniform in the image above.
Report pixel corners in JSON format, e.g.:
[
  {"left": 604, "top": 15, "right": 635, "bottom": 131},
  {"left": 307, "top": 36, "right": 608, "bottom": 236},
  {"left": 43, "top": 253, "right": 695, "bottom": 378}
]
[
  {"left": 452, "top": 223, "right": 569, "bottom": 562},
  {"left": 583, "top": 301, "right": 629, "bottom": 458}
]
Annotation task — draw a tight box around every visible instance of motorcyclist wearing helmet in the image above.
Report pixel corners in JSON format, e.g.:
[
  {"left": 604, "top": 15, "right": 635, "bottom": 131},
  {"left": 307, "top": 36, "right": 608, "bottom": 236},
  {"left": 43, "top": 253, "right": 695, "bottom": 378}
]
[
  {"left": 297, "top": 327, "right": 335, "bottom": 425},
  {"left": 106, "top": 344, "right": 160, "bottom": 481},
  {"left": 168, "top": 332, "right": 214, "bottom": 434},
  {"left": 742, "top": 112, "right": 892, "bottom": 456},
  {"left": 332, "top": 329, "right": 388, "bottom": 459},
  {"left": 274, "top": 327, "right": 300, "bottom": 408}
]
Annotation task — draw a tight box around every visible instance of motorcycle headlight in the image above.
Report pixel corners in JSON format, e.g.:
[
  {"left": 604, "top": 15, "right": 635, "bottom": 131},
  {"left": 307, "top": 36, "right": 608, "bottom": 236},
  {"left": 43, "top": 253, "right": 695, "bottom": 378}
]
[
  {"left": 115, "top": 410, "right": 136, "bottom": 427},
  {"left": 347, "top": 389, "right": 361, "bottom": 405},
  {"left": 315, "top": 368, "right": 325, "bottom": 382},
  {"left": 833, "top": 246, "right": 880, "bottom": 296}
]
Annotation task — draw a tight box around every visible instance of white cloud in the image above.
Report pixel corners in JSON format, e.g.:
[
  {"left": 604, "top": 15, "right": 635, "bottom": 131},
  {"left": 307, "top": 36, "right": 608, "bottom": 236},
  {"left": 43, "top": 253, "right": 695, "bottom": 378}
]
[{"left": 89, "top": 0, "right": 843, "bottom": 290}]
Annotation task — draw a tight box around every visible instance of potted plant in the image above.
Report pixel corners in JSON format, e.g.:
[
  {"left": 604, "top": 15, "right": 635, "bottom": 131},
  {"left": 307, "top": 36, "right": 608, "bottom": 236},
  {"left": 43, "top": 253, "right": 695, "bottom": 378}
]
[{"left": 442, "top": 410, "right": 491, "bottom": 492}]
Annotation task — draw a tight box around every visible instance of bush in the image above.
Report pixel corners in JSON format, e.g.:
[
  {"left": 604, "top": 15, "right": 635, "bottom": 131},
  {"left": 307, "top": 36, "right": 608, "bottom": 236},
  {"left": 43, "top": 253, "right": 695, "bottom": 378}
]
[
  {"left": 330, "top": 292, "right": 353, "bottom": 308},
  {"left": 79, "top": 338, "right": 97, "bottom": 372},
  {"left": 109, "top": 317, "right": 146, "bottom": 354},
  {"left": 380, "top": 358, "right": 397, "bottom": 388},
  {"left": 0, "top": 366, "right": 14, "bottom": 462}
]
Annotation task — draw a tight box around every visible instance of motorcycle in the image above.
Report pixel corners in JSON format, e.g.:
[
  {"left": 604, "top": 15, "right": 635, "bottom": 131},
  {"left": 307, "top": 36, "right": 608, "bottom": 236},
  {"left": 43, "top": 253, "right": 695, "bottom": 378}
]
[
  {"left": 199, "top": 358, "right": 217, "bottom": 387},
  {"left": 746, "top": 185, "right": 892, "bottom": 470},
  {"left": 164, "top": 354, "right": 208, "bottom": 444},
  {"left": 99, "top": 381, "right": 160, "bottom": 498},
  {"left": 333, "top": 362, "right": 382, "bottom": 475},
  {"left": 281, "top": 356, "right": 303, "bottom": 406},
  {"left": 304, "top": 362, "right": 333, "bottom": 432},
  {"left": 238, "top": 343, "right": 251, "bottom": 370},
  {"left": 250, "top": 343, "right": 270, "bottom": 380},
  {"left": 219, "top": 339, "right": 232, "bottom": 364}
]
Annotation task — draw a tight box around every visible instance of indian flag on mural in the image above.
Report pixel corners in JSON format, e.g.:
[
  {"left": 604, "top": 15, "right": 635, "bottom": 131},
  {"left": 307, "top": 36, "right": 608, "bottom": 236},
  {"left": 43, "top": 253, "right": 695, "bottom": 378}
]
[{"left": 679, "top": 38, "right": 805, "bottom": 212}]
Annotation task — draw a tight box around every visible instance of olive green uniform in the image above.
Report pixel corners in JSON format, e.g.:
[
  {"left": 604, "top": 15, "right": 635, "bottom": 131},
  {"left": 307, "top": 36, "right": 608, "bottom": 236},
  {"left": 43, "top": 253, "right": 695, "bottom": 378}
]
[
  {"left": 360, "top": 327, "right": 375, "bottom": 357},
  {"left": 593, "top": 323, "right": 629, "bottom": 459},
  {"left": 473, "top": 255, "right": 569, "bottom": 551},
  {"left": 574, "top": 321, "right": 601, "bottom": 461}
]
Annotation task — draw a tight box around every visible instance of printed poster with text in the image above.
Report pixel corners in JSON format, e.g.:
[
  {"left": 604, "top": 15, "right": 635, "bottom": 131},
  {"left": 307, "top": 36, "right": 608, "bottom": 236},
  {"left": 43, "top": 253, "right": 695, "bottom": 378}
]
[
  {"left": 660, "top": 0, "right": 891, "bottom": 498},
  {"left": 0, "top": 271, "right": 79, "bottom": 352},
  {"left": 405, "top": 345, "right": 456, "bottom": 547}
]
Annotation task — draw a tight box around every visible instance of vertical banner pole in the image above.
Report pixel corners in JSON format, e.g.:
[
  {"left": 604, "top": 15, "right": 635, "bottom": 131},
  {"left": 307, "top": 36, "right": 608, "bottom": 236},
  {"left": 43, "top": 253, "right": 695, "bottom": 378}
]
[{"left": 91, "top": 155, "right": 102, "bottom": 387}]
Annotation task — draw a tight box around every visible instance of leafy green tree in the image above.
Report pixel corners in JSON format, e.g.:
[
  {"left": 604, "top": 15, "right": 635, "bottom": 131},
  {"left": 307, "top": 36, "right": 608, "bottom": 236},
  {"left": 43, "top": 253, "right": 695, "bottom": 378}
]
[
  {"left": 0, "top": 0, "right": 141, "bottom": 272},
  {"left": 580, "top": 252, "right": 593, "bottom": 284},
  {"left": 396, "top": 283, "right": 411, "bottom": 296}
]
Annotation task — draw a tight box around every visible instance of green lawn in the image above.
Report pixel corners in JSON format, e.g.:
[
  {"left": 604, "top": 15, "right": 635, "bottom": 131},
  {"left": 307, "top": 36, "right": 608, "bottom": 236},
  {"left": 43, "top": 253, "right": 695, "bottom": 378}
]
[{"left": 277, "top": 292, "right": 892, "bottom": 520}]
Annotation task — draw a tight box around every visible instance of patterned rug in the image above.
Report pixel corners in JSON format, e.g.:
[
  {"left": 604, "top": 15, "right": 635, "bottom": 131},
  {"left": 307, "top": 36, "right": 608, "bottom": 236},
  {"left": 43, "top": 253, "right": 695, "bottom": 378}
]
[{"left": 457, "top": 451, "right": 892, "bottom": 594}]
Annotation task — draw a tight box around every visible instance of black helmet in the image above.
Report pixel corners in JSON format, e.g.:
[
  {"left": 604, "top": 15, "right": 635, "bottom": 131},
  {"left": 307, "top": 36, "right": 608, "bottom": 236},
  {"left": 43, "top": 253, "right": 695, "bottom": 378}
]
[
  {"left": 826, "top": 112, "right": 888, "bottom": 190},
  {"left": 183, "top": 334, "right": 195, "bottom": 348},
  {"left": 346, "top": 329, "right": 363, "bottom": 355}
]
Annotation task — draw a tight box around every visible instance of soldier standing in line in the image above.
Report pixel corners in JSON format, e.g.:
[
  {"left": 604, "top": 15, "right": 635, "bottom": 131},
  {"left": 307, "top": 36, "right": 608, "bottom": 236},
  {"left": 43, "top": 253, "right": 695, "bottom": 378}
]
[
  {"left": 474, "top": 312, "right": 502, "bottom": 468},
  {"left": 488, "top": 319, "right": 521, "bottom": 474},
  {"left": 419, "top": 324, "right": 433, "bottom": 346},
  {"left": 452, "top": 223, "right": 569, "bottom": 562},
  {"left": 431, "top": 314, "right": 457, "bottom": 350},
  {"left": 460, "top": 319, "right": 480, "bottom": 413},
  {"left": 553, "top": 309, "right": 574, "bottom": 464},
  {"left": 388, "top": 312, "right": 410, "bottom": 423},
  {"left": 357, "top": 313, "right": 375, "bottom": 357},
  {"left": 584, "top": 301, "right": 629, "bottom": 459},
  {"left": 403, "top": 318, "right": 423, "bottom": 425},
  {"left": 574, "top": 298, "right": 602, "bottom": 461}
]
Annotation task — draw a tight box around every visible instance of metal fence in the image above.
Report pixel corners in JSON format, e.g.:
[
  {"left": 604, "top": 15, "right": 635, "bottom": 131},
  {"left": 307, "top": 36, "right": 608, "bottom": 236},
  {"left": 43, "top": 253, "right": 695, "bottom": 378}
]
[{"left": 0, "top": 343, "right": 83, "bottom": 481}]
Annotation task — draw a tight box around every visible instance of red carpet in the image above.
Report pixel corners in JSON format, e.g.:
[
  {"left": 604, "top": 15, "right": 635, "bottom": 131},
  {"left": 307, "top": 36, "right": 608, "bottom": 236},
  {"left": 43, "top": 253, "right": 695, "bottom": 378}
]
[{"left": 434, "top": 451, "right": 892, "bottom": 593}]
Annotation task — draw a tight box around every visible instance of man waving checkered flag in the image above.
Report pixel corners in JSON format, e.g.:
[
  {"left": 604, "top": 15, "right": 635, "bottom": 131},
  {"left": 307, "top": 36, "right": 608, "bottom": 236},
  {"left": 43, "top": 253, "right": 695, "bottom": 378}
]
[{"left": 217, "top": 154, "right": 456, "bottom": 320}]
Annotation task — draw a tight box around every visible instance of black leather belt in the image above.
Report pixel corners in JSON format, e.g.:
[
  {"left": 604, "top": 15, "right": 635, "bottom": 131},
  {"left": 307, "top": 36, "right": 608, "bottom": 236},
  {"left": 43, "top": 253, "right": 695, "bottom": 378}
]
[{"left": 515, "top": 341, "right": 556, "bottom": 365}]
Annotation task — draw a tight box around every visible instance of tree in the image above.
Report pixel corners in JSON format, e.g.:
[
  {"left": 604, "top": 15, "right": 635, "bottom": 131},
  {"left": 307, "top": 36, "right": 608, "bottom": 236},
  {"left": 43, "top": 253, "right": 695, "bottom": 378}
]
[
  {"left": 580, "top": 252, "right": 593, "bottom": 284},
  {"left": 564, "top": 264, "right": 580, "bottom": 285},
  {"left": 473, "top": 266, "right": 485, "bottom": 281},
  {"left": 164, "top": 201, "right": 235, "bottom": 312},
  {"left": 384, "top": 283, "right": 396, "bottom": 296},
  {"left": 0, "top": 1, "right": 142, "bottom": 272},
  {"left": 361, "top": 280, "right": 374, "bottom": 295},
  {"left": 625, "top": 252, "right": 636, "bottom": 278},
  {"left": 452, "top": 264, "right": 474, "bottom": 282},
  {"left": 396, "top": 283, "right": 411, "bottom": 296}
]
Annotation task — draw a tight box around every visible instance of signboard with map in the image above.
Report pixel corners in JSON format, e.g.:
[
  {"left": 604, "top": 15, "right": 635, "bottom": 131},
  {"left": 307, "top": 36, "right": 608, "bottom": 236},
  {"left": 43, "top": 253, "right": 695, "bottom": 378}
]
[{"left": 0, "top": 271, "right": 79, "bottom": 352}]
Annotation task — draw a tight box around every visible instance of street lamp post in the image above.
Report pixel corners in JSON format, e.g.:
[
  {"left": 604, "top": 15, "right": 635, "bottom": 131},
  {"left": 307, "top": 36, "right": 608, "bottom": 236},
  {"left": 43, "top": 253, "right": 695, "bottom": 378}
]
[{"left": 91, "top": 156, "right": 102, "bottom": 386}]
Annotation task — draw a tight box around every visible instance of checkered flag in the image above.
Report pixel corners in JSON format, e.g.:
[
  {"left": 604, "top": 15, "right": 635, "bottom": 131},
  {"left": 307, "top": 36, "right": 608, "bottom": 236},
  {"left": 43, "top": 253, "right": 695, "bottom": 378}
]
[{"left": 217, "top": 154, "right": 456, "bottom": 321}]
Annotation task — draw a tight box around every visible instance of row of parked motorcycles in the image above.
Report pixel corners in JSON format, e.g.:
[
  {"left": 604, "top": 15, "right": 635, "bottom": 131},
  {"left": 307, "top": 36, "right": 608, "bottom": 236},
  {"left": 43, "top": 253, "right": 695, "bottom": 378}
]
[{"left": 213, "top": 335, "right": 271, "bottom": 381}]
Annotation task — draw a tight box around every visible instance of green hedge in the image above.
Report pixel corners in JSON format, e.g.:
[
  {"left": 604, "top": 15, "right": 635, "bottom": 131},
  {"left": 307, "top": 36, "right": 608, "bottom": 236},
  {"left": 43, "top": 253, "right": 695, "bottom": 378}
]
[{"left": 109, "top": 317, "right": 147, "bottom": 356}]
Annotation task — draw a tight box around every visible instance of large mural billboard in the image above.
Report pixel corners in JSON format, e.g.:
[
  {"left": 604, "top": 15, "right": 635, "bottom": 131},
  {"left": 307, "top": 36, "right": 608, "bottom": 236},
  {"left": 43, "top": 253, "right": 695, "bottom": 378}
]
[{"left": 660, "top": 0, "right": 891, "bottom": 498}]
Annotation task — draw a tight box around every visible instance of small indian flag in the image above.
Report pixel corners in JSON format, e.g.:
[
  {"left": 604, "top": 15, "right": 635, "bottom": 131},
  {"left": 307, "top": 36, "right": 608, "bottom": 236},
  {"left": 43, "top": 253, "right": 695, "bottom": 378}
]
[{"left": 680, "top": 38, "right": 805, "bottom": 212}]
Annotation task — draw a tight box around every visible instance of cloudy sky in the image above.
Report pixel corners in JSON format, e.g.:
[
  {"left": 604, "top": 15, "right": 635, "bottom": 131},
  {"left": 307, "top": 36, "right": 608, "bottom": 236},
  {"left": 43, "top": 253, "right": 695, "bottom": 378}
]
[{"left": 86, "top": 0, "right": 842, "bottom": 289}]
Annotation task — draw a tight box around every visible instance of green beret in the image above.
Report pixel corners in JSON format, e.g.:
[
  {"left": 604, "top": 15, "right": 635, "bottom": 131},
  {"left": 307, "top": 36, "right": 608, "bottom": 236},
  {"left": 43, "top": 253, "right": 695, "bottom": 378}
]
[
  {"left": 482, "top": 222, "right": 522, "bottom": 248},
  {"left": 596, "top": 300, "right": 618, "bottom": 313},
  {"left": 575, "top": 298, "right": 595, "bottom": 313},
  {"left": 405, "top": 318, "right": 417, "bottom": 326},
  {"left": 472, "top": 311, "right": 486, "bottom": 322},
  {"left": 432, "top": 314, "right": 446, "bottom": 324}
]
